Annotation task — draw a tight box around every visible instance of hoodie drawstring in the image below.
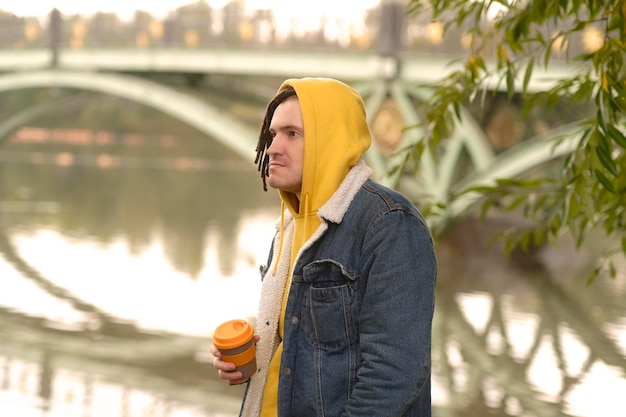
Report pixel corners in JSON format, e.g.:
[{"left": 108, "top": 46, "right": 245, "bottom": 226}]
[
  {"left": 273, "top": 201, "right": 286, "bottom": 275},
  {"left": 303, "top": 193, "right": 310, "bottom": 241}
]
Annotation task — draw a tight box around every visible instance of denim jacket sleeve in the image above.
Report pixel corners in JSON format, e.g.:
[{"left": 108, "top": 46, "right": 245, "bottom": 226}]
[{"left": 343, "top": 207, "right": 437, "bottom": 417}]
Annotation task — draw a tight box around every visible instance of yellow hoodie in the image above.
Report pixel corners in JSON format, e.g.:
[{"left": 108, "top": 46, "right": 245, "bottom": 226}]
[
  {"left": 244, "top": 78, "right": 371, "bottom": 417},
  {"left": 279, "top": 77, "right": 372, "bottom": 253}
]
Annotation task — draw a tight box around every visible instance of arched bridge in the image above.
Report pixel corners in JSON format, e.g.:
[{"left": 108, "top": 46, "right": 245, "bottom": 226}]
[{"left": 0, "top": 47, "right": 585, "bottom": 230}]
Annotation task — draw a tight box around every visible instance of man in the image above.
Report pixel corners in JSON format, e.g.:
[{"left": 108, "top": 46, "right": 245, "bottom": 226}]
[{"left": 212, "top": 77, "right": 437, "bottom": 417}]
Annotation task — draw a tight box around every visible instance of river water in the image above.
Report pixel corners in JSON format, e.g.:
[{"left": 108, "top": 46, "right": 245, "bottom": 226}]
[{"left": 0, "top": 130, "right": 624, "bottom": 417}]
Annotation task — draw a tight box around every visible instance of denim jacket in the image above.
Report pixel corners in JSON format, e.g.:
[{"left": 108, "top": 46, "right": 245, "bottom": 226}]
[{"left": 245, "top": 161, "right": 437, "bottom": 417}]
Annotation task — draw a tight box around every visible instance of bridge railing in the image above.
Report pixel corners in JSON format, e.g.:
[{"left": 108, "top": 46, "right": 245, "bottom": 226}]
[
  {"left": 0, "top": 0, "right": 592, "bottom": 56},
  {"left": 0, "top": 2, "right": 393, "bottom": 53},
  {"left": 0, "top": 1, "right": 595, "bottom": 61}
]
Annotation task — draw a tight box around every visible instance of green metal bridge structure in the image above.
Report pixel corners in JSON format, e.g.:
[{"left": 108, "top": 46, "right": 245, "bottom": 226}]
[{"left": 0, "top": 7, "right": 587, "bottom": 231}]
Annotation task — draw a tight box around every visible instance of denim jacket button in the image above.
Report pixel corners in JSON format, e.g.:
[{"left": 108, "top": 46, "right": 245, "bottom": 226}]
[
  {"left": 282, "top": 367, "right": 291, "bottom": 376},
  {"left": 289, "top": 316, "right": 299, "bottom": 325}
]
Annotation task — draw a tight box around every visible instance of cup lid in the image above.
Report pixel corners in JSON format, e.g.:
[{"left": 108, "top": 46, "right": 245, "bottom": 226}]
[{"left": 213, "top": 319, "right": 254, "bottom": 349}]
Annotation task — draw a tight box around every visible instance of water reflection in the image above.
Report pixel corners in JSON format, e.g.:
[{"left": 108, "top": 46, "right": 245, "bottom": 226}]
[
  {"left": 1, "top": 142, "right": 625, "bottom": 417},
  {"left": 434, "top": 232, "right": 626, "bottom": 417}
]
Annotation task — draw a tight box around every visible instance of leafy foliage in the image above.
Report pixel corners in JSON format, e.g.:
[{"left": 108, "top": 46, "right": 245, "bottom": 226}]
[{"left": 406, "top": 0, "right": 626, "bottom": 282}]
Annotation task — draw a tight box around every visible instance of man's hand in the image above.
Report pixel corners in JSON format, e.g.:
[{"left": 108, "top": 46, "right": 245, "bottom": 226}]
[{"left": 211, "top": 334, "right": 260, "bottom": 385}]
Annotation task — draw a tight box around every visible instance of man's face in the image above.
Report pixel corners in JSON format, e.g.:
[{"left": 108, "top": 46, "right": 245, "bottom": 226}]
[{"left": 267, "top": 96, "right": 305, "bottom": 197}]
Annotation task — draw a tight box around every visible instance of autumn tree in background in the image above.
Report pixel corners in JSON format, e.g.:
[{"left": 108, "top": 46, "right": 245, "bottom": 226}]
[{"left": 404, "top": 0, "right": 625, "bottom": 281}]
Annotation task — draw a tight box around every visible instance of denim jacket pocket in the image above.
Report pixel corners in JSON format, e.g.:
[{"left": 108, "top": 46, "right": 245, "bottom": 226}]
[{"left": 301, "top": 259, "right": 357, "bottom": 348}]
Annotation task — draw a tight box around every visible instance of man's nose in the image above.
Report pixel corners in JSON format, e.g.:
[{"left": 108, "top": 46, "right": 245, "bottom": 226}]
[{"left": 267, "top": 136, "right": 282, "bottom": 154}]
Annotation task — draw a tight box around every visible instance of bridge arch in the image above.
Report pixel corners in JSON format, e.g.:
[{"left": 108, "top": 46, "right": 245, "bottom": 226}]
[
  {"left": 447, "top": 122, "right": 581, "bottom": 220},
  {"left": 355, "top": 80, "right": 587, "bottom": 229},
  {"left": 0, "top": 70, "right": 259, "bottom": 162},
  {"left": 0, "top": 69, "right": 588, "bottom": 229}
]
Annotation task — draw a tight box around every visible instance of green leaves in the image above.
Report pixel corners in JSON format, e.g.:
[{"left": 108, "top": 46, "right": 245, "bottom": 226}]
[
  {"left": 405, "top": 0, "right": 626, "bottom": 282},
  {"left": 522, "top": 56, "right": 535, "bottom": 94},
  {"left": 608, "top": 125, "right": 626, "bottom": 149},
  {"left": 595, "top": 134, "right": 618, "bottom": 177}
]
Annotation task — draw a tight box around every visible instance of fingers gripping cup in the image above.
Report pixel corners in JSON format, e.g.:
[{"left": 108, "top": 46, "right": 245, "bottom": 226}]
[{"left": 213, "top": 319, "right": 257, "bottom": 381}]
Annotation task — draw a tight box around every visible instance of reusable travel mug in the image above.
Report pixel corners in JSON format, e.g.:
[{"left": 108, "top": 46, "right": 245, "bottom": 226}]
[{"left": 213, "top": 319, "right": 257, "bottom": 381}]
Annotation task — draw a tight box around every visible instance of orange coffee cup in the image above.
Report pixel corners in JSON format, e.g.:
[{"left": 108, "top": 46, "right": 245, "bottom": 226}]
[{"left": 213, "top": 319, "right": 257, "bottom": 381}]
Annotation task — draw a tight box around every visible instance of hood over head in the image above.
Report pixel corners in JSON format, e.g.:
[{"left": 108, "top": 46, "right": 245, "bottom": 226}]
[
  {"left": 277, "top": 77, "right": 372, "bottom": 218},
  {"left": 262, "top": 77, "right": 372, "bottom": 274}
]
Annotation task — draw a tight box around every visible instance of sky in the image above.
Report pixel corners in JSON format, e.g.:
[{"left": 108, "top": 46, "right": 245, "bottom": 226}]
[{"left": 0, "top": 0, "right": 381, "bottom": 24}]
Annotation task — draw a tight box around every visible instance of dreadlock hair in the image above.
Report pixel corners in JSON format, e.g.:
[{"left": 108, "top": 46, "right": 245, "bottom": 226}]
[{"left": 255, "top": 85, "right": 297, "bottom": 191}]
